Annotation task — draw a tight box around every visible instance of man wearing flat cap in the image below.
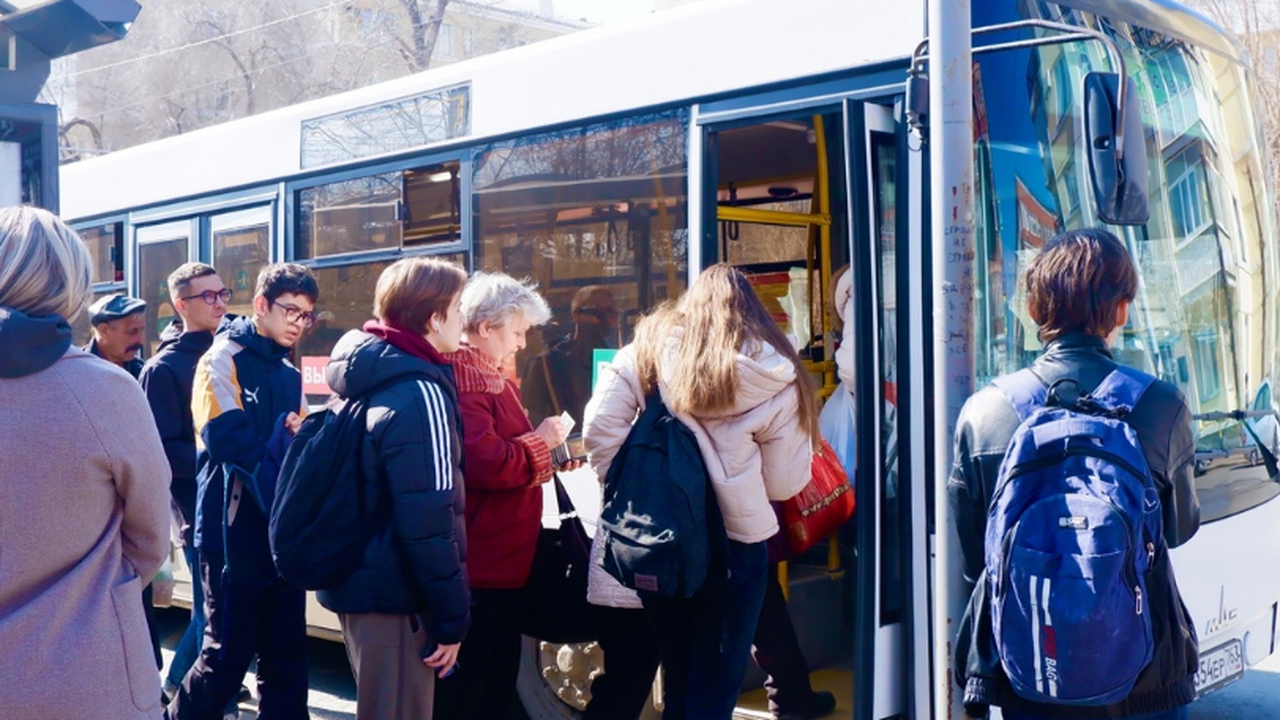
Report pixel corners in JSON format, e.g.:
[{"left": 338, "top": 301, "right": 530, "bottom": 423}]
[
  {"left": 84, "top": 293, "right": 167, "bottom": 684},
  {"left": 85, "top": 294, "right": 147, "bottom": 379}
]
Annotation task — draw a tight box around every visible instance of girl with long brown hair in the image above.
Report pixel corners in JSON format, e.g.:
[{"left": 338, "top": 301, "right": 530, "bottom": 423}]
[{"left": 583, "top": 263, "right": 818, "bottom": 720}]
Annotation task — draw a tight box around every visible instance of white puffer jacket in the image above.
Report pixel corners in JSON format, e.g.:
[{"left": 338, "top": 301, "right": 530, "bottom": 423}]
[{"left": 582, "top": 336, "right": 812, "bottom": 608}]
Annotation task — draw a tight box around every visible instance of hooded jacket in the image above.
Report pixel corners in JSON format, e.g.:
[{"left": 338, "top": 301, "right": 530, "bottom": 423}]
[
  {"left": 950, "top": 332, "right": 1200, "bottom": 718},
  {"left": 139, "top": 319, "right": 213, "bottom": 547},
  {"left": 581, "top": 336, "right": 812, "bottom": 607},
  {"left": 0, "top": 308, "right": 171, "bottom": 720},
  {"left": 316, "top": 330, "right": 471, "bottom": 645},
  {"left": 448, "top": 344, "right": 554, "bottom": 589},
  {"left": 191, "top": 314, "right": 305, "bottom": 585}
]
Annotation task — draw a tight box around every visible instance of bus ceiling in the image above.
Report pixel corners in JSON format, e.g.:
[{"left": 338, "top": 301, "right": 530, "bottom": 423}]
[{"left": 906, "top": 18, "right": 1150, "bottom": 226}]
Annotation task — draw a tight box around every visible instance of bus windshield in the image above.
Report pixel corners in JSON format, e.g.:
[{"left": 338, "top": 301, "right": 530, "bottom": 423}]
[{"left": 969, "top": 1, "right": 1280, "bottom": 519}]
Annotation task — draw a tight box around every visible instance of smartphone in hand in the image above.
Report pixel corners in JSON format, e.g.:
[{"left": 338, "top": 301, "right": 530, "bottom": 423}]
[{"left": 552, "top": 432, "right": 588, "bottom": 469}]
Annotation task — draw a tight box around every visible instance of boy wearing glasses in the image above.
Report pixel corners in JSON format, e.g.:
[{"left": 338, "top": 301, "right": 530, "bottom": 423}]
[
  {"left": 170, "top": 263, "right": 319, "bottom": 720},
  {"left": 139, "top": 262, "right": 231, "bottom": 702}
]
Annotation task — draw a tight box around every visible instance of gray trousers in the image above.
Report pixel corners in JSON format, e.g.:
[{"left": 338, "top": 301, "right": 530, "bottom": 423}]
[{"left": 338, "top": 612, "right": 435, "bottom": 720}]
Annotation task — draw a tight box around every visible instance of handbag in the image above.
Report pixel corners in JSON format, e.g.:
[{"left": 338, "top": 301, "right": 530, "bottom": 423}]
[
  {"left": 521, "top": 475, "right": 598, "bottom": 643},
  {"left": 782, "top": 438, "right": 856, "bottom": 555}
]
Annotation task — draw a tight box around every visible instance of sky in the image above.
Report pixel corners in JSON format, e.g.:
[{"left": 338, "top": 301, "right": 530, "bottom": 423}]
[{"left": 553, "top": 0, "right": 656, "bottom": 24}]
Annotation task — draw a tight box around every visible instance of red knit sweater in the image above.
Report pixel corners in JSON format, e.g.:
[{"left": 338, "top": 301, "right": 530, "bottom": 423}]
[{"left": 448, "top": 344, "right": 554, "bottom": 589}]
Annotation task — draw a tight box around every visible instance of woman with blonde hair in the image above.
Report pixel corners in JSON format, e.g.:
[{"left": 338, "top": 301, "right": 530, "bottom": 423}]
[
  {"left": 0, "top": 206, "right": 172, "bottom": 719},
  {"left": 583, "top": 263, "right": 819, "bottom": 720}
]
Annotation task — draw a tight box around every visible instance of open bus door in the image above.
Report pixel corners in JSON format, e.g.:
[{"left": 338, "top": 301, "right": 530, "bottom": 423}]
[{"left": 698, "top": 96, "right": 927, "bottom": 719}]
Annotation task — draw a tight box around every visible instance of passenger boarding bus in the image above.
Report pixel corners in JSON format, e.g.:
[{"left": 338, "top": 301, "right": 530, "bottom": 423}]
[{"left": 60, "top": 0, "right": 1280, "bottom": 717}]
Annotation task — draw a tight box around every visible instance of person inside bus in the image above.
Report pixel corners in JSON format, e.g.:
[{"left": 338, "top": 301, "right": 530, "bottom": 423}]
[
  {"left": 434, "top": 271, "right": 574, "bottom": 720},
  {"left": 168, "top": 263, "right": 319, "bottom": 720},
  {"left": 138, "top": 262, "right": 231, "bottom": 703},
  {"left": 521, "top": 284, "right": 620, "bottom": 426},
  {"left": 85, "top": 292, "right": 148, "bottom": 378},
  {"left": 949, "top": 228, "right": 1200, "bottom": 720},
  {"left": 318, "top": 257, "right": 471, "bottom": 720},
  {"left": 583, "top": 264, "right": 818, "bottom": 720},
  {"left": 0, "top": 206, "right": 172, "bottom": 720}
]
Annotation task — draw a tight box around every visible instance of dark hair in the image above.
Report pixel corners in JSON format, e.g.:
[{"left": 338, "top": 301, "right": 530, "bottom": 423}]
[
  {"left": 255, "top": 263, "right": 319, "bottom": 305},
  {"left": 168, "top": 261, "right": 218, "bottom": 299},
  {"left": 1025, "top": 228, "right": 1138, "bottom": 343},
  {"left": 374, "top": 257, "right": 467, "bottom": 334}
]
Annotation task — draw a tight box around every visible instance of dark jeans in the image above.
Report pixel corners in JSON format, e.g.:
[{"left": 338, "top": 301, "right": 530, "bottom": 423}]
[
  {"left": 168, "top": 552, "right": 309, "bottom": 720},
  {"left": 433, "top": 587, "right": 525, "bottom": 720},
  {"left": 751, "top": 563, "right": 816, "bottom": 713},
  {"left": 167, "top": 545, "right": 207, "bottom": 688},
  {"left": 641, "top": 540, "right": 768, "bottom": 720},
  {"left": 1003, "top": 706, "right": 1189, "bottom": 720},
  {"left": 584, "top": 605, "right": 661, "bottom": 720}
]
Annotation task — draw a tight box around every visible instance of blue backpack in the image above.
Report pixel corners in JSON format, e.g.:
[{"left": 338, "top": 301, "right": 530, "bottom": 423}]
[
  {"left": 599, "top": 394, "right": 725, "bottom": 599},
  {"left": 985, "top": 366, "right": 1163, "bottom": 706}
]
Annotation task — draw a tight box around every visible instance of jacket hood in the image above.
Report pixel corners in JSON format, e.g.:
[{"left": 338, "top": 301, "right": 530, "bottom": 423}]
[
  {"left": 660, "top": 328, "right": 797, "bottom": 418},
  {"left": 156, "top": 318, "right": 213, "bottom": 355},
  {"left": 326, "top": 329, "right": 453, "bottom": 399},
  {"left": 0, "top": 307, "right": 73, "bottom": 379},
  {"left": 217, "top": 314, "right": 289, "bottom": 360}
]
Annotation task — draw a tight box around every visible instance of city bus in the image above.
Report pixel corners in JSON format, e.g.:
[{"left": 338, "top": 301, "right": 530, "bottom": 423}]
[{"left": 59, "top": 0, "right": 1280, "bottom": 717}]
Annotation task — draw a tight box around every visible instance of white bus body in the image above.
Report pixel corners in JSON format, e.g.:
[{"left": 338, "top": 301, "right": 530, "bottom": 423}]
[{"left": 60, "top": 1, "right": 1280, "bottom": 717}]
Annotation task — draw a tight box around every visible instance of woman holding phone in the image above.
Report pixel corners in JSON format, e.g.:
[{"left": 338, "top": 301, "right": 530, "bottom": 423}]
[{"left": 434, "top": 271, "right": 578, "bottom": 720}]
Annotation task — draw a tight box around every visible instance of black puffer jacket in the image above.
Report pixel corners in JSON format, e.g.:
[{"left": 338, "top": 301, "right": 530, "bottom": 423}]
[
  {"left": 139, "top": 320, "right": 213, "bottom": 547},
  {"left": 950, "top": 332, "right": 1200, "bottom": 718},
  {"left": 316, "top": 331, "right": 471, "bottom": 645}
]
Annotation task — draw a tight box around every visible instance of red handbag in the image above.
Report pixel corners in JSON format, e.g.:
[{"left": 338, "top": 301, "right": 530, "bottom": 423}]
[{"left": 782, "top": 438, "right": 855, "bottom": 555}]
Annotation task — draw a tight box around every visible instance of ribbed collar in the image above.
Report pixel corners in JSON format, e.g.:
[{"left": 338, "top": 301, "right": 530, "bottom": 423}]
[{"left": 447, "top": 343, "right": 506, "bottom": 394}]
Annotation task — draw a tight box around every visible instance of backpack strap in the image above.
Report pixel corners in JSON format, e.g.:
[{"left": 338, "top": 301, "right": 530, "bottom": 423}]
[
  {"left": 1088, "top": 366, "right": 1156, "bottom": 415},
  {"left": 992, "top": 368, "right": 1048, "bottom": 423}
]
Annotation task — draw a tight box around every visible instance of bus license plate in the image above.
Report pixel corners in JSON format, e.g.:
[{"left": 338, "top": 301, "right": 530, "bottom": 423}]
[{"left": 1195, "top": 639, "right": 1244, "bottom": 696}]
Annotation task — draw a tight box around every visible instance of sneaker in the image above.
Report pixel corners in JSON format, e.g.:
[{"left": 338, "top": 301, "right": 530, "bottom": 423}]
[{"left": 775, "top": 690, "right": 837, "bottom": 720}]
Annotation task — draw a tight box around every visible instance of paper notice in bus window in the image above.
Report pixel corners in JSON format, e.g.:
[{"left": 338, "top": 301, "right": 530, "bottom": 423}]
[{"left": 301, "top": 356, "right": 332, "bottom": 396}]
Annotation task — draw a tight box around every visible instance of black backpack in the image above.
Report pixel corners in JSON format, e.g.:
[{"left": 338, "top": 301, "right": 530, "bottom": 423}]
[
  {"left": 599, "top": 394, "right": 725, "bottom": 599},
  {"left": 270, "top": 389, "right": 387, "bottom": 590}
]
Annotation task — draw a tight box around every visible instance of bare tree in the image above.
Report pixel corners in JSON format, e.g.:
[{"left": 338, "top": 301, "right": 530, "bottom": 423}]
[
  {"left": 394, "top": 0, "right": 450, "bottom": 71},
  {"left": 45, "top": 0, "right": 581, "bottom": 158}
]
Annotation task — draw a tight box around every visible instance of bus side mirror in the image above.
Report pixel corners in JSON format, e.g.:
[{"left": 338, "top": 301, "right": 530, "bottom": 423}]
[{"left": 1084, "top": 72, "right": 1149, "bottom": 226}]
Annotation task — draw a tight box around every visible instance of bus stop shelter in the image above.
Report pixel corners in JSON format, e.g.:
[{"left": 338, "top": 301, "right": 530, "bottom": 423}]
[{"left": 1, "top": 0, "right": 141, "bottom": 209}]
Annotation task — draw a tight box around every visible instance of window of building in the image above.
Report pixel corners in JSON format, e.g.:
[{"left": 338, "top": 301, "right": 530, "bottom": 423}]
[
  {"left": 1167, "top": 148, "right": 1210, "bottom": 241},
  {"left": 436, "top": 23, "right": 454, "bottom": 58},
  {"left": 1192, "top": 330, "right": 1221, "bottom": 402}
]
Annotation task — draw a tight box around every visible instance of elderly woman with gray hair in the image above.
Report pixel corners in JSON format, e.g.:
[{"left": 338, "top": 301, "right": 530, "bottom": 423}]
[
  {"left": 0, "top": 206, "right": 171, "bottom": 719},
  {"left": 434, "top": 271, "right": 574, "bottom": 719}
]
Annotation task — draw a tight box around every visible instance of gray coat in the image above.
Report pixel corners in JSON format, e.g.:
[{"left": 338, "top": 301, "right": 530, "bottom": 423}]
[{"left": 0, "top": 308, "right": 172, "bottom": 720}]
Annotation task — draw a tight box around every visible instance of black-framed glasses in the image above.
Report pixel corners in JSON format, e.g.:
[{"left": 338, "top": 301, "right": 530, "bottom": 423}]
[
  {"left": 180, "top": 288, "right": 233, "bottom": 305},
  {"left": 271, "top": 300, "right": 316, "bottom": 328}
]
